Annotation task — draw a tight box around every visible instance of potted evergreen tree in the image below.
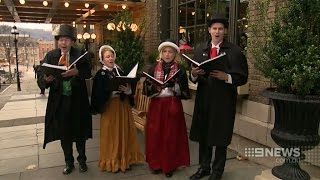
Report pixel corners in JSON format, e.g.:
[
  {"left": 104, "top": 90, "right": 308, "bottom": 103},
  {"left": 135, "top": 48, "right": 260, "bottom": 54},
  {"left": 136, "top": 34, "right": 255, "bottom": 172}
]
[
  {"left": 251, "top": 0, "right": 320, "bottom": 179},
  {"left": 111, "top": 10, "right": 145, "bottom": 74}
]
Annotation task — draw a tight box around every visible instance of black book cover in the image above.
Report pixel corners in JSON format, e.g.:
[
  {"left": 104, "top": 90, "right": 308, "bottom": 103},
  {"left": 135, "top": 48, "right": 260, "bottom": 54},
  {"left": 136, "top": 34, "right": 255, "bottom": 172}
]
[
  {"left": 41, "top": 51, "right": 88, "bottom": 79},
  {"left": 40, "top": 65, "right": 66, "bottom": 79},
  {"left": 143, "top": 69, "right": 181, "bottom": 85},
  {"left": 109, "top": 77, "right": 140, "bottom": 91},
  {"left": 182, "top": 53, "right": 227, "bottom": 73}
]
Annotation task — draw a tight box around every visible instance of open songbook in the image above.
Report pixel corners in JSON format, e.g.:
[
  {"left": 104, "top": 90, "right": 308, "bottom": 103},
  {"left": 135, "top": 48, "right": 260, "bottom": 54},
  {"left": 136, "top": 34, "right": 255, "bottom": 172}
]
[
  {"left": 41, "top": 51, "right": 88, "bottom": 77},
  {"left": 143, "top": 69, "right": 181, "bottom": 85},
  {"left": 182, "top": 52, "right": 227, "bottom": 73},
  {"left": 109, "top": 63, "right": 140, "bottom": 91}
]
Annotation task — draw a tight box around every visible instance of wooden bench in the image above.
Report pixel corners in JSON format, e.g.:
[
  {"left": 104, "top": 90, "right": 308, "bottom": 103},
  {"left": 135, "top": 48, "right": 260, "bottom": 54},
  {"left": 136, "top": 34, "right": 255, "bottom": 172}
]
[{"left": 132, "top": 80, "right": 151, "bottom": 132}]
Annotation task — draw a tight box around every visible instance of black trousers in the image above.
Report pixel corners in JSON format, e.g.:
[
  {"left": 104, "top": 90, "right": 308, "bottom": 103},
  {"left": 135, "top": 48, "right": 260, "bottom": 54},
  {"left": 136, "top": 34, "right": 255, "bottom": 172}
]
[
  {"left": 199, "top": 142, "right": 227, "bottom": 175},
  {"left": 60, "top": 138, "right": 87, "bottom": 166}
]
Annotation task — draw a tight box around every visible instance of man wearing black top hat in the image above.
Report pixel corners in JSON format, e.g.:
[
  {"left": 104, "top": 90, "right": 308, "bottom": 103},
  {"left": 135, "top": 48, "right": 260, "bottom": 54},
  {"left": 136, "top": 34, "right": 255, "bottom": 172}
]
[
  {"left": 39, "top": 24, "right": 92, "bottom": 175},
  {"left": 189, "top": 14, "right": 248, "bottom": 180}
]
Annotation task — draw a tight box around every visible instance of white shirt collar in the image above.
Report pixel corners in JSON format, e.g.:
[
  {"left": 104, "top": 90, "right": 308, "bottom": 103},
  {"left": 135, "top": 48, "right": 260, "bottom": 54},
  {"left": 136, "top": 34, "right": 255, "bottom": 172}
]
[
  {"left": 211, "top": 41, "right": 223, "bottom": 49},
  {"left": 61, "top": 51, "right": 70, "bottom": 55}
]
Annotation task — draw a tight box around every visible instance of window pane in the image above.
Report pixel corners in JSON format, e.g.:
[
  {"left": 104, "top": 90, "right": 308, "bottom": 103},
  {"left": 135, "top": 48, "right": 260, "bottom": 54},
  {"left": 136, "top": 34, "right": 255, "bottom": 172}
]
[
  {"left": 196, "top": 0, "right": 206, "bottom": 25},
  {"left": 218, "top": 0, "right": 230, "bottom": 18},
  {"left": 238, "top": 0, "right": 249, "bottom": 49},
  {"left": 193, "top": 25, "right": 208, "bottom": 47},
  {"left": 186, "top": 2, "right": 196, "bottom": 26},
  {"left": 179, "top": 5, "right": 187, "bottom": 27},
  {"left": 207, "top": 0, "right": 218, "bottom": 18}
]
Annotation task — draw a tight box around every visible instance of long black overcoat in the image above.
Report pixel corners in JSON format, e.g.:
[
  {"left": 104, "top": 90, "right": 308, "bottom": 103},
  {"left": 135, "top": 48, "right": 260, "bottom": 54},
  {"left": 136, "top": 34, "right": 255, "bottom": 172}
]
[
  {"left": 40, "top": 47, "right": 92, "bottom": 148},
  {"left": 189, "top": 40, "right": 248, "bottom": 146}
]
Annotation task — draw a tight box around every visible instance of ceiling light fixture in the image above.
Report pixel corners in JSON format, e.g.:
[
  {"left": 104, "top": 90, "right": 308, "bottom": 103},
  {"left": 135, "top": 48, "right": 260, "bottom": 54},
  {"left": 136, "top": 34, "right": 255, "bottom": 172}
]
[
  {"left": 85, "top": 3, "right": 89, "bottom": 8},
  {"left": 64, "top": 2, "right": 69, "bottom": 8},
  {"left": 104, "top": 4, "right": 109, "bottom": 9},
  {"left": 43, "top": 1, "right": 48, "bottom": 6},
  {"left": 19, "top": 0, "right": 25, "bottom": 5},
  {"left": 122, "top": 5, "right": 126, "bottom": 9},
  {"left": 107, "top": 23, "right": 115, "bottom": 30}
]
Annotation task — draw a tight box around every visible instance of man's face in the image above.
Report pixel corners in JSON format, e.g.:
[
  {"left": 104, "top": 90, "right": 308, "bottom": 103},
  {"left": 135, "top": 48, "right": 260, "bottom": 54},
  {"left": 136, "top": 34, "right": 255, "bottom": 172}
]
[
  {"left": 208, "top": 22, "right": 225, "bottom": 43},
  {"left": 57, "top": 37, "right": 74, "bottom": 53}
]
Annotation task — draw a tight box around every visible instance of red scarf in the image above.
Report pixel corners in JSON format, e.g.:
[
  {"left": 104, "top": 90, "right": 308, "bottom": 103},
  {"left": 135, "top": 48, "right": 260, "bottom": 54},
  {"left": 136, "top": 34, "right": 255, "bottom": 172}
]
[{"left": 154, "top": 61, "right": 179, "bottom": 82}]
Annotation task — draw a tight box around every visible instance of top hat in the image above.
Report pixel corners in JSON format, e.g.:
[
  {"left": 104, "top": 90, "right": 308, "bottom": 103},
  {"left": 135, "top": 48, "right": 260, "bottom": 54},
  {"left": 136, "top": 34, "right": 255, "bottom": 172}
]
[
  {"left": 54, "top": 24, "right": 76, "bottom": 41},
  {"left": 207, "top": 14, "right": 229, "bottom": 28}
]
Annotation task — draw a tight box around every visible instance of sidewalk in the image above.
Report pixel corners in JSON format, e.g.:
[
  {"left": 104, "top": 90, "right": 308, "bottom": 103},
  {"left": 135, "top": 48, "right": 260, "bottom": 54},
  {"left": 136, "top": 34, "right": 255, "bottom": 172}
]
[{"left": 0, "top": 68, "right": 313, "bottom": 180}]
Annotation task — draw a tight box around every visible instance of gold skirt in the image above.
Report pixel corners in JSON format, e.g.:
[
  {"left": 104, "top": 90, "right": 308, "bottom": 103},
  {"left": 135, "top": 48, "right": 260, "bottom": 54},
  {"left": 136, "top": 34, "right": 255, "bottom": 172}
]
[{"left": 99, "top": 97, "right": 145, "bottom": 172}]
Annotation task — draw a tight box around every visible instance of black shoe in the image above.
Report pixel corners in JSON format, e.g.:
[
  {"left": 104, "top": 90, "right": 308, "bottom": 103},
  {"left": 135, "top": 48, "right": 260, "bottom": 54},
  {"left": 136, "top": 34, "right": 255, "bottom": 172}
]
[
  {"left": 208, "top": 173, "right": 222, "bottom": 180},
  {"left": 165, "top": 171, "right": 173, "bottom": 178},
  {"left": 62, "top": 165, "right": 74, "bottom": 175},
  {"left": 151, "top": 169, "right": 162, "bottom": 174},
  {"left": 189, "top": 168, "right": 211, "bottom": 180},
  {"left": 79, "top": 163, "right": 88, "bottom": 173}
]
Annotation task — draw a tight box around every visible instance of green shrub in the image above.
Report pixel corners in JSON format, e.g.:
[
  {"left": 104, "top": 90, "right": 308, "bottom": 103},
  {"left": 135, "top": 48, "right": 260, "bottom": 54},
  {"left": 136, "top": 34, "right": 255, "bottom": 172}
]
[{"left": 253, "top": 0, "right": 320, "bottom": 95}]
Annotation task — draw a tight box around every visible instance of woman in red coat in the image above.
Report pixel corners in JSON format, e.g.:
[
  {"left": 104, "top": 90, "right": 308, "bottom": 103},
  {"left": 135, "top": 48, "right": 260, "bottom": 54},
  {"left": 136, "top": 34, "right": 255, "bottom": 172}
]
[{"left": 144, "top": 40, "right": 191, "bottom": 178}]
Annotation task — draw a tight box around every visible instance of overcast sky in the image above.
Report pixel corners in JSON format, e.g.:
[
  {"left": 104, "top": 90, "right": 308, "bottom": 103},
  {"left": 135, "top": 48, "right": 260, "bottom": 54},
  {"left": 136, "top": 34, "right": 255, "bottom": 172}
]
[{"left": 0, "top": 22, "right": 52, "bottom": 31}]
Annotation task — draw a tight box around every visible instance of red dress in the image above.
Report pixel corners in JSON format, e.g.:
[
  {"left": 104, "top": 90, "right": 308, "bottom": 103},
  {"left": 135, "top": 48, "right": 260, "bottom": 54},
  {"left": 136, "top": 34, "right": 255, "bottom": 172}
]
[{"left": 145, "top": 62, "right": 190, "bottom": 173}]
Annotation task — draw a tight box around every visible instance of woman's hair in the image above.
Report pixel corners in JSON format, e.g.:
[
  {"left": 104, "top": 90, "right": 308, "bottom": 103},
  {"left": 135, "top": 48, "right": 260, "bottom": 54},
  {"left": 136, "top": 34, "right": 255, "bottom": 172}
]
[{"left": 158, "top": 46, "right": 182, "bottom": 64}]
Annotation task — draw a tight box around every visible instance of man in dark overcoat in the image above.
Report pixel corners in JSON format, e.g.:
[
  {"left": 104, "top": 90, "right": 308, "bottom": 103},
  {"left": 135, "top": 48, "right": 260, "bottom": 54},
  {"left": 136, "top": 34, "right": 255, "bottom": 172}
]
[
  {"left": 39, "top": 24, "right": 92, "bottom": 175},
  {"left": 189, "top": 15, "right": 248, "bottom": 180}
]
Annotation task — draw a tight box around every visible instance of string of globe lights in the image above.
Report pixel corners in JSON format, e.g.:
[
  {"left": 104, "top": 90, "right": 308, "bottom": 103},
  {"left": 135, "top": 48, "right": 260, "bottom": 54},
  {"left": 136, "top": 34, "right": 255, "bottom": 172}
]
[
  {"left": 107, "top": 21, "right": 138, "bottom": 32},
  {"left": 17, "top": 0, "right": 119, "bottom": 10}
]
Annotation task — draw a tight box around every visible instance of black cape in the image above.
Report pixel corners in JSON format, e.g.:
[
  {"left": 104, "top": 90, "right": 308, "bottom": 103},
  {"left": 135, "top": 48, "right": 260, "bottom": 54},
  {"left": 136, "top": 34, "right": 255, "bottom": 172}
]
[{"left": 90, "top": 68, "right": 135, "bottom": 114}]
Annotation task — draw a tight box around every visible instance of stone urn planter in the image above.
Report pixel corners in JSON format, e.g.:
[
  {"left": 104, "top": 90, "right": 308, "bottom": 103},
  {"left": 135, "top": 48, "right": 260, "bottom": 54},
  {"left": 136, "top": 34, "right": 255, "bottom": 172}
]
[{"left": 262, "top": 88, "right": 320, "bottom": 180}]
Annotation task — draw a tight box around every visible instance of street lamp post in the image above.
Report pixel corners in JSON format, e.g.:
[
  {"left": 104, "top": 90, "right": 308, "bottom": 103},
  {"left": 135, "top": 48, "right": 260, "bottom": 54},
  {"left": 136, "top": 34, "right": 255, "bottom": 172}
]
[
  {"left": 5, "top": 42, "right": 13, "bottom": 84},
  {"left": 11, "top": 25, "right": 21, "bottom": 91},
  {"left": 77, "top": 32, "right": 96, "bottom": 51}
]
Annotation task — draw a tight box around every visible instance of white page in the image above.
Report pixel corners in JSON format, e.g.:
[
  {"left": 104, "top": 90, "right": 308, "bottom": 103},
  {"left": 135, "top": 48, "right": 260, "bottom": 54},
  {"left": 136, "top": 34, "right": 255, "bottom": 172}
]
[
  {"left": 42, "top": 63, "right": 67, "bottom": 70},
  {"left": 126, "top": 62, "right": 139, "bottom": 78}
]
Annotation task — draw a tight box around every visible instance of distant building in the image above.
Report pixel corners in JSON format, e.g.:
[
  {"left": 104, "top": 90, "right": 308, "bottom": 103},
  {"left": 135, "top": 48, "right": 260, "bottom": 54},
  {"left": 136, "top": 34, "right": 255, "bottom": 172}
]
[{"left": 38, "top": 40, "right": 55, "bottom": 62}]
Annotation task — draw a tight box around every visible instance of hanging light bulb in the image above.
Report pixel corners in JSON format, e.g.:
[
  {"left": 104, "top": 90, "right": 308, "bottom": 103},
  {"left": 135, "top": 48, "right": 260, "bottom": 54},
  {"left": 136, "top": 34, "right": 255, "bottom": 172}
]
[
  {"left": 83, "top": 32, "right": 90, "bottom": 40},
  {"left": 122, "top": 5, "right": 127, "bottom": 9},
  {"left": 107, "top": 23, "right": 115, "bottom": 30},
  {"left": 90, "top": 33, "right": 96, "bottom": 40},
  {"left": 19, "top": 0, "right": 25, "bottom": 5},
  {"left": 64, "top": 2, "right": 69, "bottom": 8},
  {"left": 43, "top": 1, "right": 48, "bottom": 6},
  {"left": 84, "top": 3, "right": 89, "bottom": 8},
  {"left": 130, "top": 24, "right": 138, "bottom": 32},
  {"left": 104, "top": 4, "right": 109, "bottom": 9}
]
